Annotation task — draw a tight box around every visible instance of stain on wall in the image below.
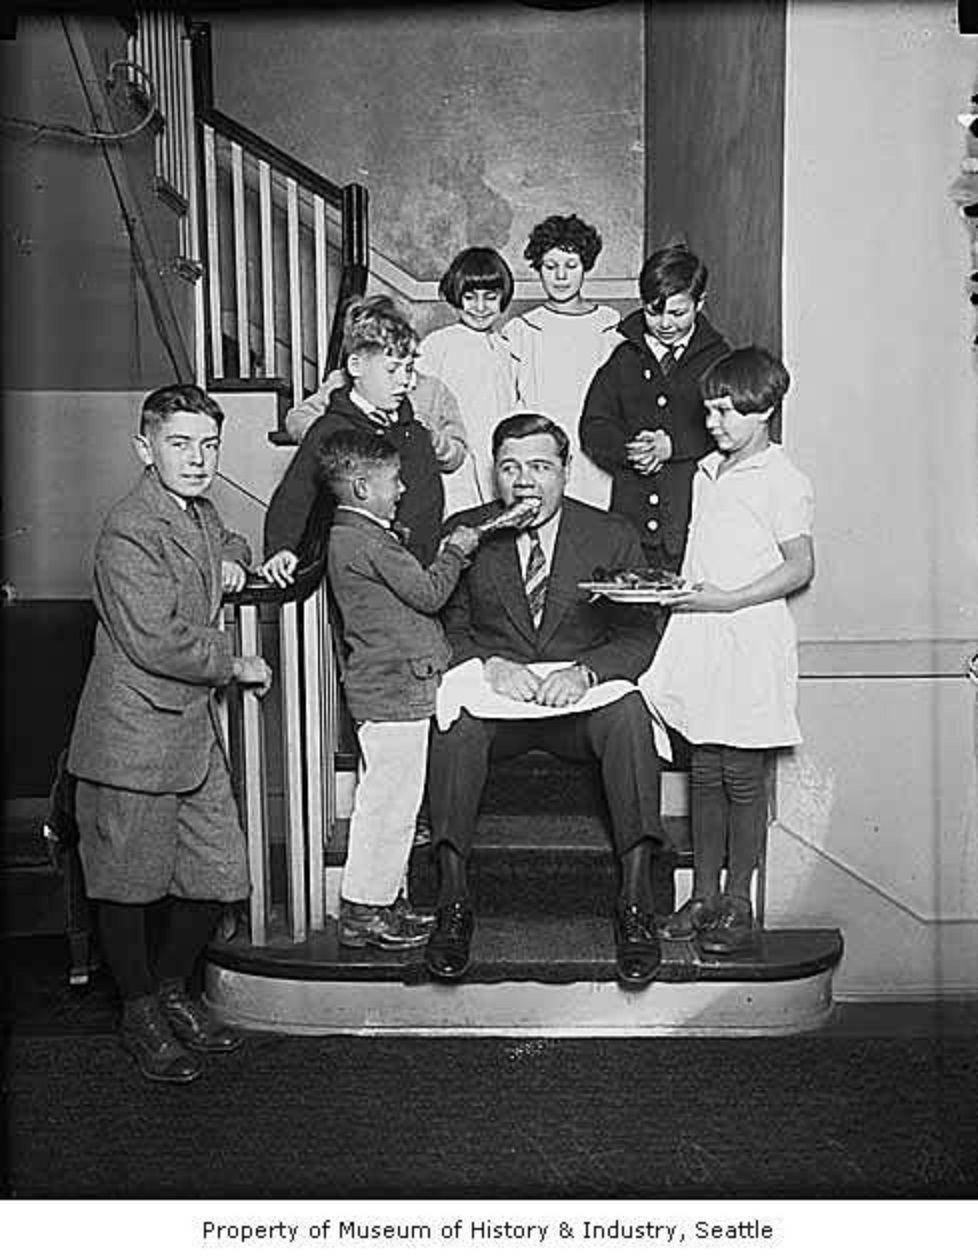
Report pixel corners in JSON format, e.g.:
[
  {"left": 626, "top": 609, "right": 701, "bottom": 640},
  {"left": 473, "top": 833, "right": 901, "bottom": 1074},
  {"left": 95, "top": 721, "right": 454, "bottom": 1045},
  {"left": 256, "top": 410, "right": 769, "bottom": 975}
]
[{"left": 205, "top": 2, "right": 645, "bottom": 283}]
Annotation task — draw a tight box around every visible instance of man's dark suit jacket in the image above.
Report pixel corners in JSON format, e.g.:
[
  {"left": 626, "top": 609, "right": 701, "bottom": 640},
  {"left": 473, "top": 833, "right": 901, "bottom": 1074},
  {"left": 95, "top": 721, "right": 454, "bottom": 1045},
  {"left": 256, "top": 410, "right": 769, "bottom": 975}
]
[{"left": 441, "top": 497, "right": 658, "bottom": 682}]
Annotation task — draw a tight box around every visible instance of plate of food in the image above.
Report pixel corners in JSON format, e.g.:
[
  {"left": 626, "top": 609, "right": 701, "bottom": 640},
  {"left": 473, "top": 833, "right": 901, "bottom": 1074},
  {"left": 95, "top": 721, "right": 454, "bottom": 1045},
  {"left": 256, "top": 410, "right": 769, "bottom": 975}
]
[{"left": 578, "top": 566, "right": 694, "bottom": 603}]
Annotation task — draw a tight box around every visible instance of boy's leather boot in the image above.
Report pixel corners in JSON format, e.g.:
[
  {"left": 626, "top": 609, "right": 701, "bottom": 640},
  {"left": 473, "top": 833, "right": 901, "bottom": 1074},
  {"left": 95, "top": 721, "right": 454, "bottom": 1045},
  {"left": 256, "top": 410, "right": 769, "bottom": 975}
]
[
  {"left": 158, "top": 979, "right": 243, "bottom": 1053},
  {"left": 121, "top": 994, "right": 202, "bottom": 1084}
]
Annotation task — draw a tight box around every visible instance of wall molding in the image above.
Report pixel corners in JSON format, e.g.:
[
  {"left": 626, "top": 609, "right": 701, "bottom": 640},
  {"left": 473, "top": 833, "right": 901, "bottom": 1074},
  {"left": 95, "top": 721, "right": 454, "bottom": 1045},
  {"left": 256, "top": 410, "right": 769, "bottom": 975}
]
[
  {"left": 369, "top": 248, "right": 637, "bottom": 306},
  {"left": 799, "top": 638, "right": 975, "bottom": 679}
]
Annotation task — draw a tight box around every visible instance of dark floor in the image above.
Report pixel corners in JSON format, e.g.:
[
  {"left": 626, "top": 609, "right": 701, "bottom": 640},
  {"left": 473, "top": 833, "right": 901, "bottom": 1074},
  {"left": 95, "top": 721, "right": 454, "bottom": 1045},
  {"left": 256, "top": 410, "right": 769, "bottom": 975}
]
[{"left": 3, "top": 935, "right": 977, "bottom": 1200}]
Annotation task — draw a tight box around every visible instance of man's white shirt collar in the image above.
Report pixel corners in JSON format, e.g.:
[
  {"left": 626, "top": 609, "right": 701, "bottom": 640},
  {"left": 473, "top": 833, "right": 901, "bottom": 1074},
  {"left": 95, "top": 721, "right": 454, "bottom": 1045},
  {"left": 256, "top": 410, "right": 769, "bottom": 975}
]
[{"left": 516, "top": 508, "right": 561, "bottom": 572}]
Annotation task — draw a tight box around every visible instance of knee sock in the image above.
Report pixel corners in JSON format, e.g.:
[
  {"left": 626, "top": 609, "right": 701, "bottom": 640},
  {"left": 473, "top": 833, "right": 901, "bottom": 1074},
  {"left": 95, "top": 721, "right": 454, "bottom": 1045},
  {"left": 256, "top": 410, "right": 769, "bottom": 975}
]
[
  {"left": 690, "top": 745, "right": 727, "bottom": 900},
  {"left": 435, "top": 842, "right": 469, "bottom": 904},
  {"left": 95, "top": 900, "right": 155, "bottom": 1002},
  {"left": 155, "top": 898, "right": 223, "bottom": 986},
  {"left": 723, "top": 749, "right": 769, "bottom": 902}
]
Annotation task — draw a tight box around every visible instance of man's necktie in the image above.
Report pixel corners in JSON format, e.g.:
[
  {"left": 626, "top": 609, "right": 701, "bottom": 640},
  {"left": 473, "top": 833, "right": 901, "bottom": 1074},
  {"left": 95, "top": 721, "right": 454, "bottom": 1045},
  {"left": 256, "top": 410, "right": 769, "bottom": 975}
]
[
  {"left": 659, "top": 347, "right": 677, "bottom": 376},
  {"left": 524, "top": 528, "right": 548, "bottom": 628}
]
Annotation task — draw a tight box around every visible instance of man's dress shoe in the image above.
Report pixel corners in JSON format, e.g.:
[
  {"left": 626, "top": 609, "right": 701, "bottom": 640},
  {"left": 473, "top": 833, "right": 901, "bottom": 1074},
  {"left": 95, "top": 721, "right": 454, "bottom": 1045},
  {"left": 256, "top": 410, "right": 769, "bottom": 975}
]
[
  {"left": 613, "top": 903, "right": 662, "bottom": 987},
  {"left": 425, "top": 900, "right": 474, "bottom": 981}
]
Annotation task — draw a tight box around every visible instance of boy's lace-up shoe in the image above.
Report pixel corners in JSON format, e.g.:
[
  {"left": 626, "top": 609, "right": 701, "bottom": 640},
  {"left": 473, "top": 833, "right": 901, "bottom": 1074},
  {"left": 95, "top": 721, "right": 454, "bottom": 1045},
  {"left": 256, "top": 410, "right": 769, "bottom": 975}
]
[
  {"left": 697, "top": 895, "right": 756, "bottom": 955},
  {"left": 120, "top": 994, "right": 202, "bottom": 1084},
  {"left": 157, "top": 980, "right": 243, "bottom": 1052},
  {"left": 659, "top": 894, "right": 722, "bottom": 941},
  {"left": 391, "top": 893, "right": 436, "bottom": 932},
  {"left": 338, "top": 900, "right": 429, "bottom": 950}
]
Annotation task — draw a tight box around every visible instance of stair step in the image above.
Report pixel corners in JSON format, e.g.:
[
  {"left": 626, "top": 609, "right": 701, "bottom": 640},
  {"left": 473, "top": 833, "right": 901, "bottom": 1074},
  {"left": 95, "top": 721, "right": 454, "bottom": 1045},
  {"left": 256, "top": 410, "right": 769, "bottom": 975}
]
[
  {"left": 407, "top": 830, "right": 681, "bottom": 917},
  {"left": 205, "top": 921, "right": 843, "bottom": 1037}
]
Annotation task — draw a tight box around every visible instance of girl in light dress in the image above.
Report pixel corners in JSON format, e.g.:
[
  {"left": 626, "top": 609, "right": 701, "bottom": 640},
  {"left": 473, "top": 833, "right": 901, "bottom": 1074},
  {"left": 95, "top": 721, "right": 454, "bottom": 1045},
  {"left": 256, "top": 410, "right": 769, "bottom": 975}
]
[
  {"left": 415, "top": 247, "right": 519, "bottom": 517},
  {"left": 642, "top": 347, "right": 815, "bottom": 955},
  {"left": 503, "top": 213, "right": 623, "bottom": 509}
]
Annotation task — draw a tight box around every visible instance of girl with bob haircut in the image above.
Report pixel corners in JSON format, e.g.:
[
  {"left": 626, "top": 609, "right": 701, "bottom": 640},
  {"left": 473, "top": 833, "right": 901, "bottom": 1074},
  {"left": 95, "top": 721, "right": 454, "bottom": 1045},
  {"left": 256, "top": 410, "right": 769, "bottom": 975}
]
[
  {"left": 416, "top": 246, "right": 519, "bottom": 514},
  {"left": 641, "top": 346, "right": 815, "bottom": 957},
  {"left": 504, "top": 213, "right": 622, "bottom": 508}
]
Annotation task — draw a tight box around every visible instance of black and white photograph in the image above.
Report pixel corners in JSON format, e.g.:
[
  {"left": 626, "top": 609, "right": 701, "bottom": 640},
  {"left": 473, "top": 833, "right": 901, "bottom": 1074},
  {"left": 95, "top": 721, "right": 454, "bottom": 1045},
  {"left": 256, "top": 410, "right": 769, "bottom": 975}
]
[{"left": 2, "top": 0, "right": 976, "bottom": 1243}]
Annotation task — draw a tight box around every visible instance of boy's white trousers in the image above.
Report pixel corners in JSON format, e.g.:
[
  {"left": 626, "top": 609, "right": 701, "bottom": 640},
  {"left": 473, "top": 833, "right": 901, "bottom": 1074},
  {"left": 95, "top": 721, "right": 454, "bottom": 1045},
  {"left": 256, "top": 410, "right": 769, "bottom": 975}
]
[{"left": 340, "top": 718, "right": 429, "bottom": 907}]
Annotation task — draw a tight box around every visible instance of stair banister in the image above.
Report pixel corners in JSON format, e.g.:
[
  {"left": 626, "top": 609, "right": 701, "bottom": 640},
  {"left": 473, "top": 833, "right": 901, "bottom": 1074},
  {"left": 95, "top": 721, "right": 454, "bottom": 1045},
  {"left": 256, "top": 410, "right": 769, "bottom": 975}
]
[{"left": 220, "top": 515, "right": 337, "bottom": 948}]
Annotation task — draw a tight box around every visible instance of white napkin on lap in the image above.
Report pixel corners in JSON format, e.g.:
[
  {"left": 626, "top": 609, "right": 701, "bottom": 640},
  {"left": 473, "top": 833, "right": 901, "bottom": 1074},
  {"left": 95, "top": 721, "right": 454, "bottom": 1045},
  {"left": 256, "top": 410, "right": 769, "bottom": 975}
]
[{"left": 435, "top": 658, "right": 673, "bottom": 760}]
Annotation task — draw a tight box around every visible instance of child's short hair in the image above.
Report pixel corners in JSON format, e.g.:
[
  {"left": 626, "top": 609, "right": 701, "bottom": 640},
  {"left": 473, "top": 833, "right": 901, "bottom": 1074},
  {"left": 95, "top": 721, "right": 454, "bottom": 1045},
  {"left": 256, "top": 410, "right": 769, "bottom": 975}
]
[
  {"left": 341, "top": 294, "right": 418, "bottom": 360},
  {"left": 699, "top": 346, "right": 791, "bottom": 414},
  {"left": 319, "top": 428, "right": 399, "bottom": 494},
  {"left": 492, "top": 412, "right": 570, "bottom": 465},
  {"left": 524, "top": 214, "right": 603, "bottom": 272},
  {"left": 639, "top": 244, "right": 709, "bottom": 311},
  {"left": 140, "top": 384, "right": 224, "bottom": 436},
  {"left": 438, "top": 246, "right": 515, "bottom": 311}
]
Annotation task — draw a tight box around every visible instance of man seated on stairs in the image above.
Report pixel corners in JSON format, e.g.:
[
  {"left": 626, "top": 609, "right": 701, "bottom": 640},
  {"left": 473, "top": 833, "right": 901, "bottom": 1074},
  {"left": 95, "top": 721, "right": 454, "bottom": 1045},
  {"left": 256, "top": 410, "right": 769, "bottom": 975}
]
[{"left": 425, "top": 412, "right": 669, "bottom": 988}]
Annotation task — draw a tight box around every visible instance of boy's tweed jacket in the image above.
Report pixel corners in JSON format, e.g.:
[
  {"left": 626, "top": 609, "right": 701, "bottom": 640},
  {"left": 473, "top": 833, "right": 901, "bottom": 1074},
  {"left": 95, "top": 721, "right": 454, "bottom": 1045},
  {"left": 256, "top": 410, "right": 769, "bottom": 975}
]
[
  {"left": 68, "top": 468, "right": 250, "bottom": 793},
  {"left": 327, "top": 507, "right": 467, "bottom": 722}
]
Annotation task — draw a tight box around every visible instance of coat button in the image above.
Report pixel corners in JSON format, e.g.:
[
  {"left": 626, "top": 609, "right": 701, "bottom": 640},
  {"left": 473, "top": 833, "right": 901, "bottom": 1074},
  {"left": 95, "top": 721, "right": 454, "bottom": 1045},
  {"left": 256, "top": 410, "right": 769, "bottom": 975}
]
[
  {"left": 648, "top": 493, "right": 659, "bottom": 505},
  {"left": 646, "top": 519, "right": 659, "bottom": 532},
  {"left": 657, "top": 395, "right": 667, "bottom": 407},
  {"left": 644, "top": 369, "right": 651, "bottom": 380}
]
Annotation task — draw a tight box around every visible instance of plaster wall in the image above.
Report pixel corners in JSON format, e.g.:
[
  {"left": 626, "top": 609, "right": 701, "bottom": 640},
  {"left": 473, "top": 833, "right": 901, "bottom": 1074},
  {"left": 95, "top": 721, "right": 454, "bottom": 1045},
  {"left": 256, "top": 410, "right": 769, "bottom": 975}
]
[
  {"left": 2, "top": 390, "right": 281, "bottom": 599},
  {"left": 777, "top": 1, "right": 978, "bottom": 997},
  {"left": 204, "top": 2, "right": 646, "bottom": 290},
  {"left": 0, "top": 15, "right": 190, "bottom": 391}
]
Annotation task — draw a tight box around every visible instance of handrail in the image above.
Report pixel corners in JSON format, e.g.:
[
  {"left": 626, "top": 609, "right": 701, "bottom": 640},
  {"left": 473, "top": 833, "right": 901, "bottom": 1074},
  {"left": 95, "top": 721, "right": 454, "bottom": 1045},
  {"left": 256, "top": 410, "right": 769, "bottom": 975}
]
[{"left": 199, "top": 105, "right": 347, "bottom": 208}]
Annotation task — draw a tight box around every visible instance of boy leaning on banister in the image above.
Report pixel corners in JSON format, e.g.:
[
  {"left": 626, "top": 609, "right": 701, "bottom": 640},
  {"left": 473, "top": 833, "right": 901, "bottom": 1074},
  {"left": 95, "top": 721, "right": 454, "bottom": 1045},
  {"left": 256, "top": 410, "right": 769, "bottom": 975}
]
[{"left": 67, "top": 384, "right": 272, "bottom": 1085}]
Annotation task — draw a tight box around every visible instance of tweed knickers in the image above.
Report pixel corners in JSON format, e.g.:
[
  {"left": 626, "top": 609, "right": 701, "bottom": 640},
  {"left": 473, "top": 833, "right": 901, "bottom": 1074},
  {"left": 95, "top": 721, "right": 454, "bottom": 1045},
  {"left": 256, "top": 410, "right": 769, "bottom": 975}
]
[{"left": 75, "top": 738, "right": 249, "bottom": 903}]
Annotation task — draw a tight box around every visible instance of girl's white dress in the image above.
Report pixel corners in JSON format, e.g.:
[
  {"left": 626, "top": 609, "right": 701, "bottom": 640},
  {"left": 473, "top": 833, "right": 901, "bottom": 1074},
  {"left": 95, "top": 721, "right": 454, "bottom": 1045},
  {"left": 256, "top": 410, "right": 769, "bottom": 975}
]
[
  {"left": 503, "top": 303, "right": 622, "bottom": 509},
  {"left": 416, "top": 322, "right": 518, "bottom": 518},
  {"left": 641, "top": 444, "right": 814, "bottom": 748}
]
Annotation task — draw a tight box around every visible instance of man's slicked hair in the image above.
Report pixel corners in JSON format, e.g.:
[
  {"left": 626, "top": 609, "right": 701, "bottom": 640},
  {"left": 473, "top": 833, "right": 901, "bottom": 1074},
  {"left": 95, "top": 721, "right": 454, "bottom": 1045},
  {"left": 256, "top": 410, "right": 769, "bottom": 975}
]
[{"left": 491, "top": 412, "right": 571, "bottom": 465}]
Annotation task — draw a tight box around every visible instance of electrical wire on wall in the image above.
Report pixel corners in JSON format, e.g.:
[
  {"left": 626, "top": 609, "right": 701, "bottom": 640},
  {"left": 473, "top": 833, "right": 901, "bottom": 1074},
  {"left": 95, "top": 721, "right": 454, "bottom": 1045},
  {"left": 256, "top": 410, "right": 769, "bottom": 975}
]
[{"left": 0, "top": 57, "right": 158, "bottom": 146}]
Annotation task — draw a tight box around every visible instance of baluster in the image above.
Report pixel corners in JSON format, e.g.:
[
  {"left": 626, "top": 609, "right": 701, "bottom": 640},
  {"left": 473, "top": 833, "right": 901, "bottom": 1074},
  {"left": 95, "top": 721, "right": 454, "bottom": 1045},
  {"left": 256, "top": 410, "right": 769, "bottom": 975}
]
[
  {"left": 231, "top": 142, "right": 249, "bottom": 378},
  {"left": 238, "top": 603, "right": 268, "bottom": 946},
  {"left": 303, "top": 585, "right": 326, "bottom": 931},
  {"left": 258, "top": 160, "right": 275, "bottom": 379},
  {"left": 202, "top": 124, "right": 224, "bottom": 378},
  {"left": 313, "top": 194, "right": 328, "bottom": 392},
  {"left": 279, "top": 600, "right": 308, "bottom": 942},
  {"left": 182, "top": 34, "right": 206, "bottom": 385},
  {"left": 286, "top": 178, "right": 303, "bottom": 403}
]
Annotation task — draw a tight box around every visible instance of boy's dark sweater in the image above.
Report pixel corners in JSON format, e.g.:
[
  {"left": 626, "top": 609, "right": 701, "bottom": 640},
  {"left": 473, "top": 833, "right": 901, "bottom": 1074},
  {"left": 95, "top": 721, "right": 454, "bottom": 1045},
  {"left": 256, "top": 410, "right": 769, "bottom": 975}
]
[
  {"left": 263, "top": 386, "right": 444, "bottom": 565},
  {"left": 580, "top": 309, "right": 729, "bottom": 567}
]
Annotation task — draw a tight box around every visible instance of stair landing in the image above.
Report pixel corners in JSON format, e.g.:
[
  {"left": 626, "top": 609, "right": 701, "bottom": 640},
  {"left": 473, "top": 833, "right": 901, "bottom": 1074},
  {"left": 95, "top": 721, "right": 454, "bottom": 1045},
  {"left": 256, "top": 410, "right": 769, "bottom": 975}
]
[{"left": 206, "top": 915, "right": 843, "bottom": 1038}]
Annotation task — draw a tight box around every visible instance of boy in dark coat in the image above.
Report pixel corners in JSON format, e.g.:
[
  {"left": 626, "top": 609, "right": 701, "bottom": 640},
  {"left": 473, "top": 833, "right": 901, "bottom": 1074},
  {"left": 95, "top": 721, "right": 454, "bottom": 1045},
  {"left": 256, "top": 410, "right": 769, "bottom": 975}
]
[
  {"left": 579, "top": 245, "right": 730, "bottom": 575},
  {"left": 321, "top": 429, "right": 480, "bottom": 950},
  {"left": 68, "top": 385, "right": 272, "bottom": 1084}
]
